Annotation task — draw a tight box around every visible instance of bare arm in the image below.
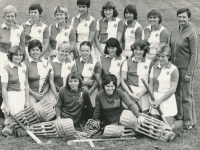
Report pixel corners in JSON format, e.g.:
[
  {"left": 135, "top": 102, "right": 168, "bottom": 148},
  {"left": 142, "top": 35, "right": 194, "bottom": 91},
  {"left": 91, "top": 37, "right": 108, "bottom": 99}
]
[
  {"left": 2, "top": 82, "right": 8, "bottom": 114},
  {"left": 40, "top": 26, "right": 49, "bottom": 57},
  {"left": 25, "top": 79, "right": 30, "bottom": 106},
  {"left": 55, "top": 89, "right": 63, "bottom": 118},
  {"left": 94, "top": 30, "right": 104, "bottom": 55},
  {"left": 49, "top": 74, "right": 58, "bottom": 99},
  {"left": 19, "top": 29, "right": 25, "bottom": 50},
  {"left": 40, "top": 38, "right": 49, "bottom": 57}
]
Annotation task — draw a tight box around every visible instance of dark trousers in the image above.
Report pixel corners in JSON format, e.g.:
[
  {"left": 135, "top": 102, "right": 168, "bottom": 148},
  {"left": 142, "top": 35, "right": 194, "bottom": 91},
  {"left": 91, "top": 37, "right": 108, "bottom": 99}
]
[{"left": 175, "top": 69, "right": 196, "bottom": 126}]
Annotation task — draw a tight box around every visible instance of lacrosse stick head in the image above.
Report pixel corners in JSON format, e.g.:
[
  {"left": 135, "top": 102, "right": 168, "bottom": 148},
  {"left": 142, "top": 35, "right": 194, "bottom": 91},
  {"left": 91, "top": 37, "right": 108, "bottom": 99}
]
[{"left": 84, "top": 119, "right": 101, "bottom": 137}]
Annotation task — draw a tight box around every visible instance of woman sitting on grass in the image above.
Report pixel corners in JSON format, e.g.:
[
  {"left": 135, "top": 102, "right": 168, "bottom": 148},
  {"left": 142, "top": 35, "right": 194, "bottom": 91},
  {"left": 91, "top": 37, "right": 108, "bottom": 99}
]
[
  {"left": 55, "top": 72, "right": 93, "bottom": 128},
  {"left": 93, "top": 74, "right": 145, "bottom": 126}
]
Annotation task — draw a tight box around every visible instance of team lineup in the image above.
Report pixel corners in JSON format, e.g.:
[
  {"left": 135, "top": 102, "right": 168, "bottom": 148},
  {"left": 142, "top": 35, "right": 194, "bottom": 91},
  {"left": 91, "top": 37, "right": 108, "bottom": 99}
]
[{"left": 0, "top": 0, "right": 198, "bottom": 147}]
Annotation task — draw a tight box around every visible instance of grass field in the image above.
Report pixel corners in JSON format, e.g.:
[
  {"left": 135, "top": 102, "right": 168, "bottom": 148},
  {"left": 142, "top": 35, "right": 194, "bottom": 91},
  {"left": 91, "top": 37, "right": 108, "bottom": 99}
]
[{"left": 0, "top": 0, "right": 200, "bottom": 149}]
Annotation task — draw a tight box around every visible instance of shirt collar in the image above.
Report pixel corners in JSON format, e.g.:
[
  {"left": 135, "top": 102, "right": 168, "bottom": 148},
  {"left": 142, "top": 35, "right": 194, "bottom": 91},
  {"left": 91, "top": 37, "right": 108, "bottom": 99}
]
[
  {"left": 147, "top": 24, "right": 162, "bottom": 31},
  {"left": 103, "top": 17, "right": 116, "bottom": 22},
  {"left": 28, "top": 56, "right": 42, "bottom": 63},
  {"left": 55, "top": 22, "right": 69, "bottom": 29},
  {"left": 77, "top": 13, "right": 91, "bottom": 20},
  {"left": 125, "top": 20, "right": 136, "bottom": 28},
  {"left": 2, "top": 22, "right": 19, "bottom": 29},
  {"left": 8, "top": 61, "right": 22, "bottom": 68},
  {"left": 80, "top": 56, "right": 93, "bottom": 64},
  {"left": 157, "top": 62, "right": 172, "bottom": 69},
  {"left": 179, "top": 22, "right": 191, "bottom": 32},
  {"left": 25, "top": 19, "right": 42, "bottom": 27},
  {"left": 53, "top": 56, "right": 71, "bottom": 63},
  {"left": 105, "top": 54, "right": 122, "bottom": 60},
  {"left": 132, "top": 57, "right": 146, "bottom": 62}
]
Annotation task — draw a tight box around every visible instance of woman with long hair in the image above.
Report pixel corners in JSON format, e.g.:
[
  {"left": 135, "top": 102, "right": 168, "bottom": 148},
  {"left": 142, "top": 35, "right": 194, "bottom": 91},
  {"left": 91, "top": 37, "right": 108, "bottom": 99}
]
[{"left": 55, "top": 72, "right": 93, "bottom": 127}]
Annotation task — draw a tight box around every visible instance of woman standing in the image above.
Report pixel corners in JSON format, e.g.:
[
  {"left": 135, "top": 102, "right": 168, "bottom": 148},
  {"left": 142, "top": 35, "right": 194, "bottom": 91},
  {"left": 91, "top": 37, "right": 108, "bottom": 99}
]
[
  {"left": 71, "top": 0, "right": 96, "bottom": 59},
  {"left": 49, "top": 5, "right": 77, "bottom": 60},
  {"left": 169, "top": 8, "right": 198, "bottom": 130},
  {"left": 93, "top": 74, "right": 144, "bottom": 125},
  {"left": 138, "top": 45, "right": 179, "bottom": 127},
  {"left": 94, "top": 1, "right": 124, "bottom": 60},
  {"left": 122, "top": 4, "right": 142, "bottom": 59},
  {"left": 75, "top": 41, "right": 101, "bottom": 106},
  {"left": 23, "top": 40, "right": 55, "bottom": 107},
  {"left": 22, "top": 3, "right": 49, "bottom": 59},
  {"left": 1, "top": 46, "right": 28, "bottom": 117},
  {"left": 142, "top": 9, "right": 168, "bottom": 61},
  {"left": 49, "top": 42, "right": 76, "bottom": 100},
  {"left": 121, "top": 40, "right": 154, "bottom": 112},
  {"left": 55, "top": 72, "right": 93, "bottom": 127},
  {"left": 101, "top": 38, "right": 126, "bottom": 88},
  {"left": 0, "top": 5, "right": 25, "bottom": 121}
]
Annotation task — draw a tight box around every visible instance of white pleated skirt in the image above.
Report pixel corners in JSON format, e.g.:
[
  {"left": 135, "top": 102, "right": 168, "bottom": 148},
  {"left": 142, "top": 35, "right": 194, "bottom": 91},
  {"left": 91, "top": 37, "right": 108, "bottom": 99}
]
[
  {"left": 1, "top": 90, "right": 26, "bottom": 115},
  {"left": 150, "top": 92, "right": 177, "bottom": 117}
]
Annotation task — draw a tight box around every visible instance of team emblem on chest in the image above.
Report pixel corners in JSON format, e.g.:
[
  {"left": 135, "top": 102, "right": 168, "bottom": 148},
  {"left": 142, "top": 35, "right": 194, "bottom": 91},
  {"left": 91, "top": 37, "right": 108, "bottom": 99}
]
[
  {"left": 38, "top": 29, "right": 42, "bottom": 34},
  {"left": 117, "top": 62, "right": 121, "bottom": 67},
  {"left": 64, "top": 32, "right": 68, "bottom": 37},
  {"left": 155, "top": 33, "right": 159, "bottom": 37},
  {"left": 114, "top": 99, "right": 120, "bottom": 107},
  {"left": 113, "top": 24, "right": 117, "bottom": 28},
  {"left": 166, "top": 71, "right": 170, "bottom": 76},
  {"left": 77, "top": 92, "right": 83, "bottom": 104},
  {"left": 130, "top": 30, "right": 135, "bottom": 34},
  {"left": 67, "top": 66, "right": 72, "bottom": 70},
  {"left": 144, "top": 65, "right": 148, "bottom": 70},
  {"left": 88, "top": 67, "right": 93, "bottom": 72}
]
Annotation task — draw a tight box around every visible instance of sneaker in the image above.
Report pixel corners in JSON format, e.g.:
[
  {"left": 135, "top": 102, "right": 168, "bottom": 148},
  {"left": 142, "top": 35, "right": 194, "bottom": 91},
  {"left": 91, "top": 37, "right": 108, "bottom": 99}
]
[{"left": 183, "top": 125, "right": 194, "bottom": 130}]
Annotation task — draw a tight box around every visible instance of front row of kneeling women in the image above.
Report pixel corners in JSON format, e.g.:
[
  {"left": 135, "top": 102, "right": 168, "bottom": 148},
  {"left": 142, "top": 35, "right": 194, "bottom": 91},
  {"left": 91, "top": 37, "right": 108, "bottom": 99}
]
[{"left": 1, "top": 39, "right": 179, "bottom": 131}]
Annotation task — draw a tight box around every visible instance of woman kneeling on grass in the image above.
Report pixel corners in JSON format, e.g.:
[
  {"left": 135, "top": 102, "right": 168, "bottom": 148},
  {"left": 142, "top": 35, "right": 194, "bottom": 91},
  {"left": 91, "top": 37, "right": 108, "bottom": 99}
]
[
  {"left": 93, "top": 74, "right": 145, "bottom": 126},
  {"left": 55, "top": 72, "right": 93, "bottom": 128}
]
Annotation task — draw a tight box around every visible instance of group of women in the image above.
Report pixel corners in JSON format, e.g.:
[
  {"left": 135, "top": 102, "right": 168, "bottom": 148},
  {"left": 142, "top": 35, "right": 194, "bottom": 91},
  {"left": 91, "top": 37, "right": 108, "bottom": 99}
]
[{"left": 0, "top": 0, "right": 198, "bottom": 133}]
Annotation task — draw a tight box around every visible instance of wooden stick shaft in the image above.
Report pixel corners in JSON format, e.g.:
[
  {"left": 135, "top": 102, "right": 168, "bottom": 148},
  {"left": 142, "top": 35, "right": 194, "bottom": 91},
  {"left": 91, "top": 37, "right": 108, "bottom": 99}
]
[
  {"left": 39, "top": 69, "right": 52, "bottom": 93},
  {"left": 141, "top": 78, "right": 169, "bottom": 125},
  {"left": 10, "top": 114, "right": 42, "bottom": 144},
  {"left": 123, "top": 78, "right": 142, "bottom": 112},
  {"left": 68, "top": 137, "right": 136, "bottom": 144}
]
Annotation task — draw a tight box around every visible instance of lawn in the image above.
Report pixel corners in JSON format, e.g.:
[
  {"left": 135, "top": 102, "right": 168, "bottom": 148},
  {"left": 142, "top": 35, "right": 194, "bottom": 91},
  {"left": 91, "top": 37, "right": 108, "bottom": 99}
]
[{"left": 0, "top": 0, "right": 200, "bottom": 149}]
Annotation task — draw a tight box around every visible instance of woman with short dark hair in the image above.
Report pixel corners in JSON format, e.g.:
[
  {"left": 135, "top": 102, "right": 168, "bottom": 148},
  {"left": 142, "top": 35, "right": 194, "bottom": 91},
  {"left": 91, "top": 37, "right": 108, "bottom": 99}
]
[
  {"left": 169, "top": 8, "right": 198, "bottom": 130},
  {"left": 71, "top": 0, "right": 97, "bottom": 60},
  {"left": 142, "top": 9, "right": 169, "bottom": 61},
  {"left": 22, "top": 3, "right": 49, "bottom": 59},
  {"left": 24, "top": 39, "right": 55, "bottom": 107},
  {"left": 122, "top": 4, "right": 142, "bottom": 59},
  {"left": 1, "top": 46, "right": 28, "bottom": 117},
  {"left": 55, "top": 72, "right": 93, "bottom": 127},
  {"left": 94, "top": 1, "right": 124, "bottom": 60},
  {"left": 101, "top": 38, "right": 126, "bottom": 88},
  {"left": 93, "top": 74, "right": 145, "bottom": 125},
  {"left": 121, "top": 40, "right": 154, "bottom": 112}
]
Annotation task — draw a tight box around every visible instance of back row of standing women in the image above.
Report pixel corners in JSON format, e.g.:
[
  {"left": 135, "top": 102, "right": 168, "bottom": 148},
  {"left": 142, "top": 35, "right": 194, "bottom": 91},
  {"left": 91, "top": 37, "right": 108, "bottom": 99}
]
[{"left": 0, "top": 0, "right": 198, "bottom": 130}]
